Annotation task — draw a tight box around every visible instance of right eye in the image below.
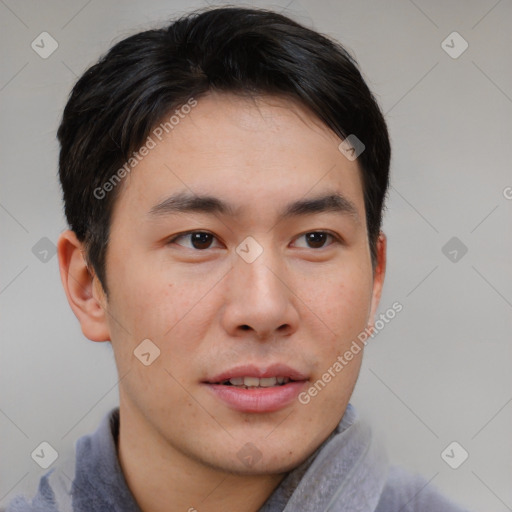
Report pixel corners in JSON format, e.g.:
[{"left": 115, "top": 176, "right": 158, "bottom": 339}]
[{"left": 167, "top": 231, "right": 223, "bottom": 250}]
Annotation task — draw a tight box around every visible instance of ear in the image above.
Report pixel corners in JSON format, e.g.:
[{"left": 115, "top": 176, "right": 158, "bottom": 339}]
[
  {"left": 367, "top": 232, "right": 387, "bottom": 330},
  {"left": 57, "top": 230, "right": 110, "bottom": 342}
]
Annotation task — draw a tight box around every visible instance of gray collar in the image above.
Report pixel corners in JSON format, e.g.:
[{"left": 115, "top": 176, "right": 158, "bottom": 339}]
[{"left": 30, "top": 404, "right": 388, "bottom": 512}]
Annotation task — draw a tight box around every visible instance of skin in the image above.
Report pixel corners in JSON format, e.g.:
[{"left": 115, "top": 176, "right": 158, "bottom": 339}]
[{"left": 58, "top": 92, "right": 386, "bottom": 512}]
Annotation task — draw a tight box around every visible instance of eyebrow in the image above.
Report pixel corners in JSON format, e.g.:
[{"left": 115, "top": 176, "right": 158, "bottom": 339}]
[
  {"left": 148, "top": 191, "right": 359, "bottom": 222},
  {"left": 281, "top": 193, "right": 359, "bottom": 221}
]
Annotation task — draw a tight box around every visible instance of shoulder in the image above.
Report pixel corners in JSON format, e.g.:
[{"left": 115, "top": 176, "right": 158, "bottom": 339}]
[
  {"left": 4, "top": 470, "right": 62, "bottom": 512},
  {"left": 376, "top": 465, "right": 471, "bottom": 512},
  {"left": 4, "top": 408, "right": 120, "bottom": 512}
]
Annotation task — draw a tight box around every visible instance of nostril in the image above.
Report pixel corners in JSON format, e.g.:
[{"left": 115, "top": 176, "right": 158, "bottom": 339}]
[{"left": 240, "top": 325, "right": 251, "bottom": 331}]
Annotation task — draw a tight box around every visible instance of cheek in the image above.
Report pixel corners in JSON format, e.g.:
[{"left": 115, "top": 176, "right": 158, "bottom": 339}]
[
  {"left": 106, "top": 257, "right": 223, "bottom": 359},
  {"left": 298, "top": 267, "right": 371, "bottom": 423},
  {"left": 299, "top": 264, "right": 373, "bottom": 340}
]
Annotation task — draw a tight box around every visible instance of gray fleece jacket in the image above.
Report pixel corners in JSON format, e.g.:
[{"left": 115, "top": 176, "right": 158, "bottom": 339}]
[{"left": 6, "top": 404, "right": 470, "bottom": 512}]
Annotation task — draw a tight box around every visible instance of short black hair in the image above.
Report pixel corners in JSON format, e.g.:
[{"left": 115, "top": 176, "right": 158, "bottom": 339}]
[{"left": 58, "top": 6, "right": 391, "bottom": 294}]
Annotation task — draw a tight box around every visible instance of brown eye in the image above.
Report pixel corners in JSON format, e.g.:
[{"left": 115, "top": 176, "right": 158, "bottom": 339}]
[
  {"left": 305, "top": 232, "right": 328, "bottom": 248},
  {"left": 293, "top": 231, "right": 336, "bottom": 249},
  {"left": 171, "top": 231, "right": 220, "bottom": 250},
  {"left": 190, "top": 232, "right": 214, "bottom": 249}
]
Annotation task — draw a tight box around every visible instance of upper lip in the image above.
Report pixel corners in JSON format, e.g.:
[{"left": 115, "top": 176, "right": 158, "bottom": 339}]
[{"left": 204, "top": 363, "right": 308, "bottom": 383}]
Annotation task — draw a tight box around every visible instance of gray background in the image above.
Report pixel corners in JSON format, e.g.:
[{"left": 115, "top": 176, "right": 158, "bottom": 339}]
[{"left": 1, "top": 0, "right": 511, "bottom": 510}]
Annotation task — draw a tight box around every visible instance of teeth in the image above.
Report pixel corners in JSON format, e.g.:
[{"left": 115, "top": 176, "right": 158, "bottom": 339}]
[
  {"left": 226, "top": 377, "right": 290, "bottom": 387},
  {"left": 244, "top": 376, "right": 261, "bottom": 387},
  {"left": 258, "top": 377, "right": 277, "bottom": 387}
]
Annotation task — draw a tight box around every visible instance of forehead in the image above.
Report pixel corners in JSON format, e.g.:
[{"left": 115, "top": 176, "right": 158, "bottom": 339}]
[{"left": 111, "top": 92, "right": 365, "bottom": 223}]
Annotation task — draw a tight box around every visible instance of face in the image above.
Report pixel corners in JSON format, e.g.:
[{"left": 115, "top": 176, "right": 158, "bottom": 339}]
[{"left": 98, "top": 92, "right": 385, "bottom": 474}]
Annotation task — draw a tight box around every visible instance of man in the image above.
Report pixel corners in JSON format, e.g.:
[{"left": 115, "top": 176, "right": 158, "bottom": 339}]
[{"left": 7, "top": 6, "right": 470, "bottom": 512}]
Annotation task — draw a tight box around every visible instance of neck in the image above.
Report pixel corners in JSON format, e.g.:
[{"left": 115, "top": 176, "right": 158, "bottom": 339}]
[{"left": 117, "top": 402, "right": 285, "bottom": 512}]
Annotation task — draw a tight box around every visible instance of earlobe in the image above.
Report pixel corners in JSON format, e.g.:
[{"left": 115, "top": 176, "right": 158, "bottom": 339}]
[
  {"left": 367, "top": 232, "right": 387, "bottom": 331},
  {"left": 57, "top": 230, "right": 111, "bottom": 342}
]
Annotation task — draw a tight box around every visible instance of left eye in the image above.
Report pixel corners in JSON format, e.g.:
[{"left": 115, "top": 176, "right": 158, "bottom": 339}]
[
  {"left": 170, "top": 232, "right": 222, "bottom": 250},
  {"left": 292, "top": 231, "right": 336, "bottom": 249}
]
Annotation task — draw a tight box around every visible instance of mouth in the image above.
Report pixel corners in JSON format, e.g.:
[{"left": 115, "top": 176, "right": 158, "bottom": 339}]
[
  {"left": 216, "top": 376, "right": 295, "bottom": 388},
  {"left": 203, "top": 364, "right": 308, "bottom": 413}
]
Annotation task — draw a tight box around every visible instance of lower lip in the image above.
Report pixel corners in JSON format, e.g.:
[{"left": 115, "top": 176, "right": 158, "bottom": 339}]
[{"left": 205, "top": 381, "right": 307, "bottom": 413}]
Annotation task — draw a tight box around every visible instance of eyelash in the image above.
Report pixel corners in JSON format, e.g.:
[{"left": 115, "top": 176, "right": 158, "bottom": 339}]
[{"left": 167, "top": 230, "right": 342, "bottom": 250}]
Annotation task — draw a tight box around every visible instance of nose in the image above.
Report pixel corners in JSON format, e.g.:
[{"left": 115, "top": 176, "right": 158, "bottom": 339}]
[{"left": 220, "top": 250, "right": 300, "bottom": 341}]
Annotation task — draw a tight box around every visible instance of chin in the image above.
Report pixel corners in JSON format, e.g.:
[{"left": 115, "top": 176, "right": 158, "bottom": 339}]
[
  {"left": 224, "top": 449, "right": 312, "bottom": 476},
  {"left": 186, "top": 432, "right": 315, "bottom": 477}
]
